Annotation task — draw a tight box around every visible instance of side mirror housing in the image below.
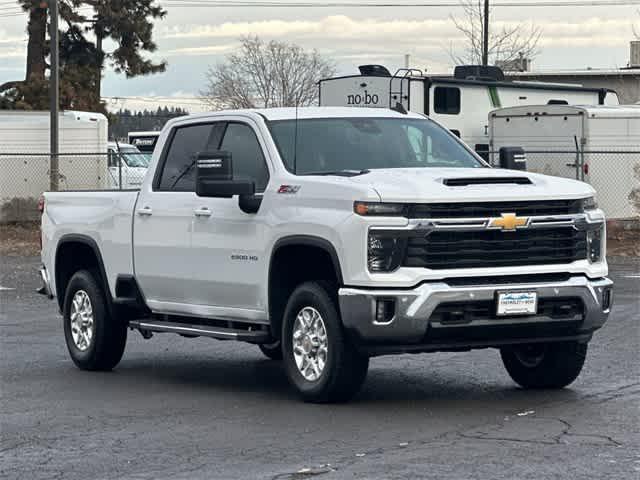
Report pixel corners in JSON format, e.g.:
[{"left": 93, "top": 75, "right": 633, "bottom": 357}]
[
  {"left": 195, "top": 151, "right": 255, "bottom": 198},
  {"left": 499, "top": 146, "right": 527, "bottom": 171}
]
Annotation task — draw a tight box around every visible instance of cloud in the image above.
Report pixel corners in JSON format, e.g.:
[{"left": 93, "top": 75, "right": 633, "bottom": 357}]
[{"left": 160, "top": 14, "right": 633, "bottom": 57}]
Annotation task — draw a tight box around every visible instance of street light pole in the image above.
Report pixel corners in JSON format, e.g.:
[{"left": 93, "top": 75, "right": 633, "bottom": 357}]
[
  {"left": 482, "top": 0, "right": 489, "bottom": 66},
  {"left": 49, "top": 0, "right": 59, "bottom": 191}
]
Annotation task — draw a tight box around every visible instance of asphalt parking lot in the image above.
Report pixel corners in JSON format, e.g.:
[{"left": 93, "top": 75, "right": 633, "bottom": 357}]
[{"left": 1, "top": 255, "right": 639, "bottom": 480}]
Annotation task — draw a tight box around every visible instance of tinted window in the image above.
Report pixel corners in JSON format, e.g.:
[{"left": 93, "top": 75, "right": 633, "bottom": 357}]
[
  {"left": 434, "top": 87, "right": 461, "bottom": 114},
  {"left": 269, "top": 117, "right": 483, "bottom": 174},
  {"left": 220, "top": 123, "right": 269, "bottom": 192},
  {"left": 158, "top": 124, "right": 220, "bottom": 191}
]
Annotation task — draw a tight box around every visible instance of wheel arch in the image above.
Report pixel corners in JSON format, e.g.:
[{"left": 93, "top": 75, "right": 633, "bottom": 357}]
[
  {"left": 267, "top": 235, "right": 344, "bottom": 341},
  {"left": 54, "top": 234, "right": 112, "bottom": 312}
]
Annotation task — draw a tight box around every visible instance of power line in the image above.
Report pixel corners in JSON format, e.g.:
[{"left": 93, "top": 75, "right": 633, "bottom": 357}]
[{"left": 161, "top": 0, "right": 640, "bottom": 6}]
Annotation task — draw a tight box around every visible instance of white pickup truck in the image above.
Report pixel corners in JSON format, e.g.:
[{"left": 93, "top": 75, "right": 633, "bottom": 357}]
[{"left": 39, "top": 107, "right": 613, "bottom": 403}]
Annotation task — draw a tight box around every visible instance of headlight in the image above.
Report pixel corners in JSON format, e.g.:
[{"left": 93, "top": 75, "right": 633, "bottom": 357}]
[
  {"left": 582, "top": 196, "right": 598, "bottom": 211},
  {"left": 355, "top": 201, "right": 407, "bottom": 217},
  {"left": 587, "top": 227, "right": 603, "bottom": 263},
  {"left": 368, "top": 231, "right": 407, "bottom": 272}
]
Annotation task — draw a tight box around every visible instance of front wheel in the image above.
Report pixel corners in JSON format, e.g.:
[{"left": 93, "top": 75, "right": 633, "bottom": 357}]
[
  {"left": 500, "top": 341, "right": 588, "bottom": 389},
  {"left": 282, "top": 281, "right": 369, "bottom": 403}
]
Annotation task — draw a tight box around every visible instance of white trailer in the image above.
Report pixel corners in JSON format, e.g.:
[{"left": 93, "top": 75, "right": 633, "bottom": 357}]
[
  {"left": 489, "top": 104, "right": 640, "bottom": 218},
  {"left": 319, "top": 65, "right": 619, "bottom": 158},
  {"left": 0, "top": 110, "right": 108, "bottom": 221}
]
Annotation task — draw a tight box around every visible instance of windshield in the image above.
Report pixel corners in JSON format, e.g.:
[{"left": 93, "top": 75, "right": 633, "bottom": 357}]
[
  {"left": 269, "top": 117, "right": 484, "bottom": 174},
  {"left": 119, "top": 147, "right": 150, "bottom": 168}
]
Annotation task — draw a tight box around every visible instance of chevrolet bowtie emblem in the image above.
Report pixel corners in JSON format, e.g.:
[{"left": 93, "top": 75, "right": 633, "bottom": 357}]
[{"left": 488, "top": 213, "right": 530, "bottom": 231}]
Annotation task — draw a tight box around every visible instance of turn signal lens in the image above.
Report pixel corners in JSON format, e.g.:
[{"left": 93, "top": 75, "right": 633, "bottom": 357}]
[{"left": 354, "top": 202, "right": 407, "bottom": 217}]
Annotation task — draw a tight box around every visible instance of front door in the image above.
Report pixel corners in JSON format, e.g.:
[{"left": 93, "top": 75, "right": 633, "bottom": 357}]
[{"left": 189, "top": 120, "right": 271, "bottom": 318}]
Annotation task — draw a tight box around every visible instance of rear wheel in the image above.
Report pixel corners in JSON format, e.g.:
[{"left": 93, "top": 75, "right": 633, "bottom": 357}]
[
  {"left": 500, "top": 341, "right": 587, "bottom": 389},
  {"left": 63, "top": 270, "right": 127, "bottom": 371},
  {"left": 282, "top": 281, "right": 369, "bottom": 403}
]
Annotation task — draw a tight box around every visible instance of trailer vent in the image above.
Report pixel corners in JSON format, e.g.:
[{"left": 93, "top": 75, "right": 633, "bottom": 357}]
[
  {"left": 453, "top": 65, "right": 505, "bottom": 81},
  {"left": 358, "top": 65, "right": 391, "bottom": 77},
  {"left": 443, "top": 177, "right": 532, "bottom": 186}
]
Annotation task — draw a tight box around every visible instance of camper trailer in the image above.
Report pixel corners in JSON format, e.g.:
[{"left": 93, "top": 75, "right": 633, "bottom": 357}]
[
  {"left": 489, "top": 104, "right": 640, "bottom": 218},
  {"left": 319, "top": 65, "right": 619, "bottom": 157}
]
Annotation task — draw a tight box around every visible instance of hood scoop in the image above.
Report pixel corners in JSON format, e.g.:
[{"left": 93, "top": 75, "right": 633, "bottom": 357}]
[{"left": 443, "top": 176, "right": 532, "bottom": 187}]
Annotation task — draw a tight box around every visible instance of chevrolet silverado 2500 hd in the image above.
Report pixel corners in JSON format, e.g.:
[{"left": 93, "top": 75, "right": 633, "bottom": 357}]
[{"left": 39, "top": 107, "right": 613, "bottom": 403}]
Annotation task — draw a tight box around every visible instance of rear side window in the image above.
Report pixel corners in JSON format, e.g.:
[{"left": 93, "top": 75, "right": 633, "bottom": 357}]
[
  {"left": 219, "top": 123, "right": 270, "bottom": 192},
  {"left": 158, "top": 123, "right": 223, "bottom": 191},
  {"left": 434, "top": 87, "right": 461, "bottom": 115}
]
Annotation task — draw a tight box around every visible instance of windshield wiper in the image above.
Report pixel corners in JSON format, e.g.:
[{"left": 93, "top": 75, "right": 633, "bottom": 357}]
[{"left": 302, "top": 169, "right": 370, "bottom": 177}]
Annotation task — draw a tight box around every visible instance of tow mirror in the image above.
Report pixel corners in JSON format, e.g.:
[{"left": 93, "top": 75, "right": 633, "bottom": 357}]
[
  {"left": 195, "top": 151, "right": 255, "bottom": 198},
  {"left": 499, "top": 146, "right": 527, "bottom": 171}
]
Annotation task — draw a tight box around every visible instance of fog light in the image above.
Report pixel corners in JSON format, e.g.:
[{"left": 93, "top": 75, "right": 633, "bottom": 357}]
[
  {"left": 587, "top": 227, "right": 603, "bottom": 263},
  {"left": 374, "top": 298, "right": 396, "bottom": 325}
]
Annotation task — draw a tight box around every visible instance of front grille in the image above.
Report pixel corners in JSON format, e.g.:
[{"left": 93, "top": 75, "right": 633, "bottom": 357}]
[
  {"left": 404, "top": 227, "right": 587, "bottom": 269},
  {"left": 407, "top": 199, "right": 582, "bottom": 219},
  {"left": 430, "top": 297, "right": 585, "bottom": 325}
]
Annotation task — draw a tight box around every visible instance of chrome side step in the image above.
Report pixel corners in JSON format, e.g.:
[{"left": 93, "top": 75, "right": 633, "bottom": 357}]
[{"left": 128, "top": 319, "right": 270, "bottom": 343}]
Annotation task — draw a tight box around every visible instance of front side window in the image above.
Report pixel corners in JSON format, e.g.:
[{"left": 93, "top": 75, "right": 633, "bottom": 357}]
[
  {"left": 434, "top": 86, "right": 461, "bottom": 114},
  {"left": 158, "top": 124, "right": 223, "bottom": 191},
  {"left": 269, "top": 117, "right": 483, "bottom": 175},
  {"left": 219, "top": 123, "right": 270, "bottom": 192}
]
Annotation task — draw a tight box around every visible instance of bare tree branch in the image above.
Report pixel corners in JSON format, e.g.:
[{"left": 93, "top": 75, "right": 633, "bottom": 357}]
[
  {"left": 449, "top": 0, "right": 541, "bottom": 68},
  {"left": 201, "top": 36, "right": 335, "bottom": 109}
]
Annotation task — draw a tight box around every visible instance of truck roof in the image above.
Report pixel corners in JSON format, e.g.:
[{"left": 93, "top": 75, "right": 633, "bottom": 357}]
[
  {"left": 491, "top": 104, "right": 640, "bottom": 119},
  {"left": 174, "top": 107, "right": 425, "bottom": 123}
]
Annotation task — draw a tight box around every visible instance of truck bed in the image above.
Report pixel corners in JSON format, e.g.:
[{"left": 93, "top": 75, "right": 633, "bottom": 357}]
[{"left": 41, "top": 190, "right": 140, "bottom": 298}]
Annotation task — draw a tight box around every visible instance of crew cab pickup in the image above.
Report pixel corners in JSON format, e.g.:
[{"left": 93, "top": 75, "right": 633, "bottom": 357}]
[{"left": 39, "top": 107, "right": 613, "bottom": 403}]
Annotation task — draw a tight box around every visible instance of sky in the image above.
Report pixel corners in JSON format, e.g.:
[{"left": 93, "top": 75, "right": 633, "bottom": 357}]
[{"left": 0, "top": 0, "right": 638, "bottom": 111}]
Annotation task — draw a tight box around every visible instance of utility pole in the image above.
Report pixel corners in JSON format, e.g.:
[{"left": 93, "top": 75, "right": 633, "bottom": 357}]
[
  {"left": 49, "top": 0, "right": 59, "bottom": 191},
  {"left": 482, "top": 0, "right": 489, "bottom": 66}
]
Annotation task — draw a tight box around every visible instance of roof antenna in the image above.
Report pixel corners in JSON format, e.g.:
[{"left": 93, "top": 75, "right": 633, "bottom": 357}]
[
  {"left": 391, "top": 102, "right": 408, "bottom": 115},
  {"left": 293, "top": 101, "right": 299, "bottom": 174}
]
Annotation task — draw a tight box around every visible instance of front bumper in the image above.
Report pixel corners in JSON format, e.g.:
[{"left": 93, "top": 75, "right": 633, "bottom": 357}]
[{"left": 339, "top": 275, "right": 613, "bottom": 354}]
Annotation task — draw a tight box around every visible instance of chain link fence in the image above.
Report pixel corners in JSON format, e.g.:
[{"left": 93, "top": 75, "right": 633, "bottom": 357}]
[
  {"left": 1, "top": 149, "right": 639, "bottom": 222},
  {"left": 0, "top": 151, "right": 150, "bottom": 222},
  {"left": 482, "top": 148, "right": 640, "bottom": 220}
]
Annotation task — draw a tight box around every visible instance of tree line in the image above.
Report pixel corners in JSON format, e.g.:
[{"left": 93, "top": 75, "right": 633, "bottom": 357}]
[{"left": 109, "top": 107, "right": 189, "bottom": 139}]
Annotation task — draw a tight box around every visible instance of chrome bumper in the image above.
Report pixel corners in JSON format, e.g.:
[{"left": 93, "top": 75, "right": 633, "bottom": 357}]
[
  {"left": 37, "top": 266, "right": 53, "bottom": 299},
  {"left": 339, "top": 276, "right": 613, "bottom": 345}
]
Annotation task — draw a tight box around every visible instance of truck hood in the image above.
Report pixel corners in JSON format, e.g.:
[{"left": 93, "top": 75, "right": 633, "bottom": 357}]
[{"left": 347, "top": 168, "right": 594, "bottom": 203}]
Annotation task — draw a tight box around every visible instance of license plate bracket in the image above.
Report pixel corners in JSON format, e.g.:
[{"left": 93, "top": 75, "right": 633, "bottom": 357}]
[{"left": 495, "top": 290, "right": 538, "bottom": 316}]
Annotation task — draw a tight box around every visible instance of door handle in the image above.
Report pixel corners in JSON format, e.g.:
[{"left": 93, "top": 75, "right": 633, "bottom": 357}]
[
  {"left": 194, "top": 207, "right": 212, "bottom": 217},
  {"left": 137, "top": 206, "right": 153, "bottom": 216}
]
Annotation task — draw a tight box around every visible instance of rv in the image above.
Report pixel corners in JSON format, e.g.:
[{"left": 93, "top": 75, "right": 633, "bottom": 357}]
[
  {"left": 489, "top": 104, "right": 640, "bottom": 218},
  {"left": 127, "top": 131, "right": 160, "bottom": 153},
  {"left": 319, "top": 65, "right": 619, "bottom": 157}
]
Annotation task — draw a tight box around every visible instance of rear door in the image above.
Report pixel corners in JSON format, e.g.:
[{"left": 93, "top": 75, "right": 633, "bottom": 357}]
[{"left": 133, "top": 122, "right": 222, "bottom": 311}]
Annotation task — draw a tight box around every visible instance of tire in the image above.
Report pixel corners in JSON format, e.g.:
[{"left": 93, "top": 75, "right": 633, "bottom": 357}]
[
  {"left": 500, "top": 341, "right": 588, "bottom": 389},
  {"left": 282, "top": 281, "right": 369, "bottom": 403},
  {"left": 63, "top": 269, "right": 127, "bottom": 371},
  {"left": 258, "top": 341, "right": 283, "bottom": 360}
]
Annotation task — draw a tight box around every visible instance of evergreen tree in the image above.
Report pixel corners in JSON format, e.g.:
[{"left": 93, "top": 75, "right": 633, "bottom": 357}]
[{"left": 0, "top": 0, "right": 166, "bottom": 111}]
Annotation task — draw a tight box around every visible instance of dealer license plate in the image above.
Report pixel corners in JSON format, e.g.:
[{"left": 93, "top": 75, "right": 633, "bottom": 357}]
[{"left": 496, "top": 291, "right": 538, "bottom": 316}]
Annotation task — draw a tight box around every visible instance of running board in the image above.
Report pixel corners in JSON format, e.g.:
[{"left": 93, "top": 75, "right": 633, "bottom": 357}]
[{"left": 128, "top": 320, "right": 270, "bottom": 343}]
